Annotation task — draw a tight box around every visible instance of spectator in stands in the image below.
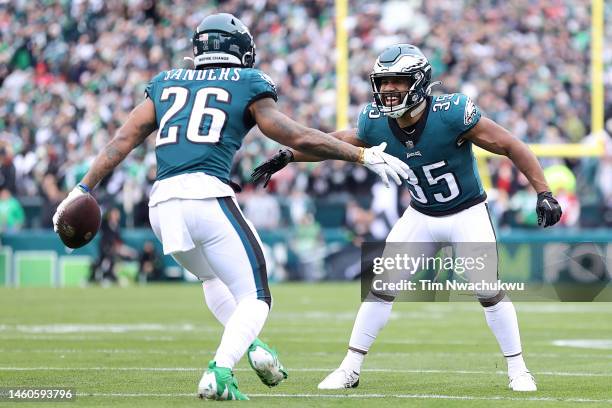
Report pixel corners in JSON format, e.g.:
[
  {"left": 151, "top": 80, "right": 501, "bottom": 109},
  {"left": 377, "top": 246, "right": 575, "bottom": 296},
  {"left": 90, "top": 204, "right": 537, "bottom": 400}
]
[
  {"left": 345, "top": 199, "right": 375, "bottom": 243},
  {"left": 508, "top": 176, "right": 539, "bottom": 228},
  {"left": 0, "top": 145, "right": 16, "bottom": 195},
  {"left": 242, "top": 188, "right": 281, "bottom": 230},
  {"left": 0, "top": 187, "right": 25, "bottom": 232},
  {"left": 39, "top": 173, "right": 63, "bottom": 228},
  {"left": 0, "top": 0, "right": 609, "bottom": 233},
  {"left": 290, "top": 213, "right": 325, "bottom": 280},
  {"left": 138, "top": 240, "right": 163, "bottom": 282},
  {"left": 90, "top": 207, "right": 137, "bottom": 283}
]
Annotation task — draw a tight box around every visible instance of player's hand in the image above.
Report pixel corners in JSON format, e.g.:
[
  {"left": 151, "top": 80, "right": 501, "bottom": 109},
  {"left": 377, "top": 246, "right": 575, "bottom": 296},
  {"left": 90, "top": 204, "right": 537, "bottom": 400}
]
[
  {"left": 360, "top": 142, "right": 410, "bottom": 188},
  {"left": 251, "top": 149, "right": 294, "bottom": 188},
  {"left": 52, "top": 184, "right": 90, "bottom": 233},
  {"left": 536, "top": 191, "right": 562, "bottom": 227}
]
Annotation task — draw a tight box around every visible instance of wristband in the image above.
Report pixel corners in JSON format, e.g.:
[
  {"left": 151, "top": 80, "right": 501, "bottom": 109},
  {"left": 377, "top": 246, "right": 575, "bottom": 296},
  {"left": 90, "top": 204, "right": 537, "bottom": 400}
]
[
  {"left": 77, "top": 183, "right": 91, "bottom": 193},
  {"left": 357, "top": 147, "right": 365, "bottom": 164}
]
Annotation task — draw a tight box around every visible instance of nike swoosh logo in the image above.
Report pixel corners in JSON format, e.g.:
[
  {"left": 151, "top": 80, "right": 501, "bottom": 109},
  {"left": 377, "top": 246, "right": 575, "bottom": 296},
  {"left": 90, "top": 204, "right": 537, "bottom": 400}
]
[{"left": 542, "top": 199, "right": 552, "bottom": 210}]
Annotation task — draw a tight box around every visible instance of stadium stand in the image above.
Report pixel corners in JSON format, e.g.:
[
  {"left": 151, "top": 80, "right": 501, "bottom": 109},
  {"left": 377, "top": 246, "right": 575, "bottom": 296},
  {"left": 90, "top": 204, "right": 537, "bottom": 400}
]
[{"left": 0, "top": 1, "right": 610, "bottom": 277}]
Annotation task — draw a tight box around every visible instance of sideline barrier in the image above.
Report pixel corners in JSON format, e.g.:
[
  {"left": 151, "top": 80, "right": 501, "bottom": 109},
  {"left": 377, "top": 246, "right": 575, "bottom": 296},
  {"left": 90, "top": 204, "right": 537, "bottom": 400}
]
[{"left": 0, "top": 229, "right": 610, "bottom": 287}]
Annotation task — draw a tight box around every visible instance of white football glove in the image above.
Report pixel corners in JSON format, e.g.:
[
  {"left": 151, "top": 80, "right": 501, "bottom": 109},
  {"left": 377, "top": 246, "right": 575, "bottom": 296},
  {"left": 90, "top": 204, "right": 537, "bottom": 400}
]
[
  {"left": 360, "top": 142, "right": 410, "bottom": 188},
  {"left": 52, "top": 184, "right": 90, "bottom": 233}
]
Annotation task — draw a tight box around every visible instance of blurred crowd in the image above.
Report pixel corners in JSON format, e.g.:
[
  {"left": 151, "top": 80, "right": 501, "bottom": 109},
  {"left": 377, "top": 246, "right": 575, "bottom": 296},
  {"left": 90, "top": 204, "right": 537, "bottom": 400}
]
[{"left": 1, "top": 0, "right": 611, "bottom": 240}]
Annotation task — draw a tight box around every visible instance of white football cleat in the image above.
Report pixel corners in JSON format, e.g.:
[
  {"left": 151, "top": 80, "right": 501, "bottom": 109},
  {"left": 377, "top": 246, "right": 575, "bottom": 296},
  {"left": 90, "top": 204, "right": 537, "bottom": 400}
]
[
  {"left": 247, "top": 339, "right": 288, "bottom": 387},
  {"left": 509, "top": 371, "right": 537, "bottom": 392},
  {"left": 197, "top": 361, "right": 249, "bottom": 400},
  {"left": 197, "top": 370, "right": 218, "bottom": 400},
  {"left": 318, "top": 368, "right": 360, "bottom": 389}
]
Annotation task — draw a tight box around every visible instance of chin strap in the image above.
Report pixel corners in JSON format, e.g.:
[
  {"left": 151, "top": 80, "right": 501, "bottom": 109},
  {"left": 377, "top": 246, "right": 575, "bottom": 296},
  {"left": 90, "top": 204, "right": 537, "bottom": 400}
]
[
  {"left": 425, "top": 81, "right": 442, "bottom": 95},
  {"left": 409, "top": 100, "right": 427, "bottom": 118},
  {"left": 407, "top": 81, "right": 443, "bottom": 118}
]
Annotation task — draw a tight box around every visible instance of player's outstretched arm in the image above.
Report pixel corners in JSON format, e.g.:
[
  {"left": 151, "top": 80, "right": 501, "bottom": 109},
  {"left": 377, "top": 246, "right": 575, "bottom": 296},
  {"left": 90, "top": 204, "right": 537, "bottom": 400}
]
[
  {"left": 251, "top": 129, "right": 367, "bottom": 187},
  {"left": 52, "top": 99, "right": 157, "bottom": 232},
  {"left": 291, "top": 128, "right": 368, "bottom": 162},
  {"left": 463, "top": 117, "right": 562, "bottom": 227},
  {"left": 250, "top": 98, "right": 408, "bottom": 187},
  {"left": 250, "top": 98, "right": 362, "bottom": 162},
  {"left": 81, "top": 99, "right": 158, "bottom": 190}
]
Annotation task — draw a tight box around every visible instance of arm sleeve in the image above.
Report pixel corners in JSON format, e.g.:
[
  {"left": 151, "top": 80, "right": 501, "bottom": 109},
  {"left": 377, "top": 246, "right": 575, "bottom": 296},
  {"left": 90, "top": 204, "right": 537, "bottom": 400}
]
[{"left": 356, "top": 103, "right": 376, "bottom": 146}]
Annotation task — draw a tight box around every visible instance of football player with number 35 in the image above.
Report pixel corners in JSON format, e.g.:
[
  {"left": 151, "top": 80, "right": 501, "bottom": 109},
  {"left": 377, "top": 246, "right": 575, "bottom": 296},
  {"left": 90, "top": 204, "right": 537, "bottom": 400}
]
[
  {"left": 252, "top": 44, "right": 563, "bottom": 392},
  {"left": 52, "top": 14, "right": 411, "bottom": 401}
]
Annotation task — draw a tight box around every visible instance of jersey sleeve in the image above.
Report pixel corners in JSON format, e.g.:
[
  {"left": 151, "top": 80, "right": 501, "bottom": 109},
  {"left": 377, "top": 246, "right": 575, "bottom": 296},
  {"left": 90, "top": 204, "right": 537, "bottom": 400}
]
[
  {"left": 243, "top": 69, "right": 279, "bottom": 128},
  {"left": 356, "top": 103, "right": 379, "bottom": 146},
  {"left": 144, "top": 71, "right": 166, "bottom": 100},
  {"left": 440, "top": 93, "right": 482, "bottom": 137},
  {"left": 248, "top": 69, "right": 278, "bottom": 104}
]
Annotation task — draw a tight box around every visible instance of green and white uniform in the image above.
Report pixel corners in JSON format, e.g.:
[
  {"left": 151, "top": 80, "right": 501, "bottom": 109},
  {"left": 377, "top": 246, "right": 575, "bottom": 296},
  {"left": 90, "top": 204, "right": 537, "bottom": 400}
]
[
  {"left": 358, "top": 93, "right": 497, "bottom": 296},
  {"left": 358, "top": 93, "right": 485, "bottom": 217},
  {"left": 146, "top": 67, "right": 276, "bottom": 305}
]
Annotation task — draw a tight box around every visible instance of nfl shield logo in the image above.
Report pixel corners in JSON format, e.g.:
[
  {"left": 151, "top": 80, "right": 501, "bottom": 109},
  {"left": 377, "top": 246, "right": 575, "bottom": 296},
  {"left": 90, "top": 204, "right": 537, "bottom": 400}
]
[{"left": 405, "top": 141, "right": 414, "bottom": 149}]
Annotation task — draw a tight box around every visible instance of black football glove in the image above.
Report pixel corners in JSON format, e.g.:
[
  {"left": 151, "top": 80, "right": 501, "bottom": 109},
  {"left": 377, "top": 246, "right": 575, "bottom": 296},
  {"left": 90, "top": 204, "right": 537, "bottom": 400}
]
[
  {"left": 536, "top": 191, "right": 563, "bottom": 227},
  {"left": 251, "top": 149, "right": 294, "bottom": 188}
]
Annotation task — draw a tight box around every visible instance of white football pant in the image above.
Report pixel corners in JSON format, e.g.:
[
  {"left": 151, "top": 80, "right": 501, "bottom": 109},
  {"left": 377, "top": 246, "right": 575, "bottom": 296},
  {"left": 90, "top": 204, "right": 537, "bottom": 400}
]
[{"left": 149, "top": 196, "right": 271, "bottom": 306}]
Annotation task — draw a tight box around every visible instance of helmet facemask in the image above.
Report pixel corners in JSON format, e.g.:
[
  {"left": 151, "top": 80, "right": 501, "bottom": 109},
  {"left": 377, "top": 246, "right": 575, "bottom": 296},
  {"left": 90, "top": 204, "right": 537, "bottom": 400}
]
[
  {"left": 370, "top": 71, "right": 426, "bottom": 119},
  {"left": 369, "top": 44, "right": 434, "bottom": 119}
]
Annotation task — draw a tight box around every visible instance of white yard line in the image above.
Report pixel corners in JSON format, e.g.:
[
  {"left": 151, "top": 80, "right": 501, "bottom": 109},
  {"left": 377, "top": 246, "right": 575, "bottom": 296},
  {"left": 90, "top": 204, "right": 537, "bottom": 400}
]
[
  {"left": 6, "top": 325, "right": 612, "bottom": 352},
  {"left": 0, "top": 334, "right": 575, "bottom": 348},
  {"left": 0, "top": 348, "right": 214, "bottom": 355},
  {"left": 0, "top": 334, "right": 485, "bottom": 345},
  {"left": 0, "top": 335, "right": 177, "bottom": 341},
  {"left": 78, "top": 392, "right": 612, "bottom": 403},
  {"left": 2, "top": 348, "right": 611, "bottom": 359},
  {"left": 0, "top": 324, "right": 347, "bottom": 335},
  {"left": 553, "top": 339, "right": 612, "bottom": 350},
  {"left": 1, "top": 366, "right": 610, "bottom": 377}
]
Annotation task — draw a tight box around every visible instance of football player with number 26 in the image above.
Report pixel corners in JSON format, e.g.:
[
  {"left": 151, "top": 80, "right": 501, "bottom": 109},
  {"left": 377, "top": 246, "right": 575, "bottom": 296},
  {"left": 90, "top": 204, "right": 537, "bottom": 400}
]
[{"left": 52, "top": 14, "right": 412, "bottom": 401}]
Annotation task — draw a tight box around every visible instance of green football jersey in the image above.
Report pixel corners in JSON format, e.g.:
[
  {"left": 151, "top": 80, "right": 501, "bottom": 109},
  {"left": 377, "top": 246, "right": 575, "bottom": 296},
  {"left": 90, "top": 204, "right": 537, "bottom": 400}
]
[
  {"left": 145, "top": 67, "right": 277, "bottom": 182},
  {"left": 357, "top": 93, "right": 486, "bottom": 216}
]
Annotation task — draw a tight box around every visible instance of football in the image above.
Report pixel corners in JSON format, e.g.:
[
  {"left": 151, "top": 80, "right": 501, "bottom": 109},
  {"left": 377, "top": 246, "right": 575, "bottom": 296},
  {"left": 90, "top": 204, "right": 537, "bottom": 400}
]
[{"left": 56, "top": 194, "right": 102, "bottom": 249}]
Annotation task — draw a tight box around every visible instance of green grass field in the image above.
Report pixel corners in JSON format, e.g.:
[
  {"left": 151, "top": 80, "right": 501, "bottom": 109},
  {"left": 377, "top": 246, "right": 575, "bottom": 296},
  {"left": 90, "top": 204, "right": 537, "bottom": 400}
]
[{"left": 1, "top": 283, "right": 611, "bottom": 407}]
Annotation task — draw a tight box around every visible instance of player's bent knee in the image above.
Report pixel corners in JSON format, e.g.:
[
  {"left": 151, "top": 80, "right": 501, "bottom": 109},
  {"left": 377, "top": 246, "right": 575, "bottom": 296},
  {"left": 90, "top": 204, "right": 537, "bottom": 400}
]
[
  {"left": 236, "top": 295, "right": 272, "bottom": 310},
  {"left": 233, "top": 289, "right": 272, "bottom": 309},
  {"left": 367, "top": 290, "right": 395, "bottom": 304},
  {"left": 259, "top": 295, "right": 272, "bottom": 309},
  {"left": 478, "top": 290, "right": 506, "bottom": 307}
]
